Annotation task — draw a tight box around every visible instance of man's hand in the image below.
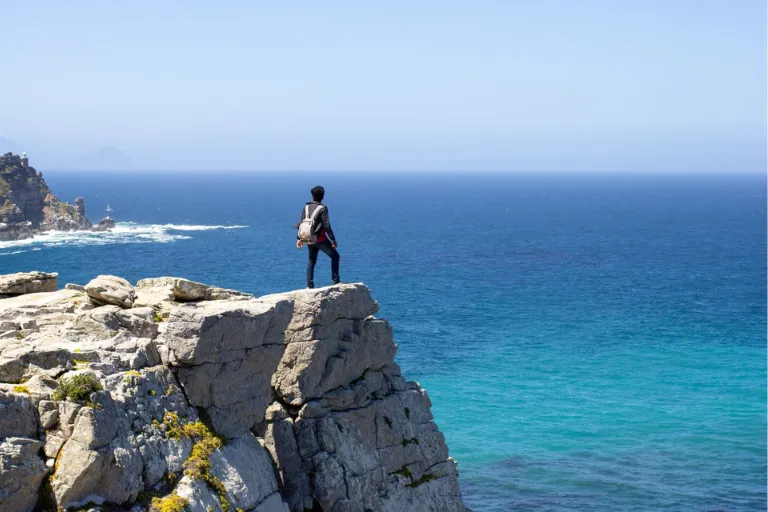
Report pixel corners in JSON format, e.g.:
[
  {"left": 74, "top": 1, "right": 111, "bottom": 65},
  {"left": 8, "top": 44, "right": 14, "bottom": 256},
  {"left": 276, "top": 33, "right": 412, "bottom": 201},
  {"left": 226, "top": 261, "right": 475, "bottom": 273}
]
[
  {"left": 296, "top": 239, "right": 303, "bottom": 249},
  {"left": 332, "top": 241, "right": 338, "bottom": 249}
]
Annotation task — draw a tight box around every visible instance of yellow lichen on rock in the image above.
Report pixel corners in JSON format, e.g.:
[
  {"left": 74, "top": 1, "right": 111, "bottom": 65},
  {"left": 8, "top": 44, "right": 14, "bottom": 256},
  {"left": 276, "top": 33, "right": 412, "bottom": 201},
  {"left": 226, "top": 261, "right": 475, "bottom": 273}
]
[
  {"left": 155, "top": 411, "right": 230, "bottom": 511},
  {"left": 149, "top": 494, "right": 189, "bottom": 512}
]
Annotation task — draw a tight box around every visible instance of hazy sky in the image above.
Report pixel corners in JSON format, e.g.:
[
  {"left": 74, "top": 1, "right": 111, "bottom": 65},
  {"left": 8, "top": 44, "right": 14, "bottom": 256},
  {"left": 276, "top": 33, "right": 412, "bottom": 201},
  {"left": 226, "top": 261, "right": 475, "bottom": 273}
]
[{"left": 3, "top": 1, "right": 766, "bottom": 171}]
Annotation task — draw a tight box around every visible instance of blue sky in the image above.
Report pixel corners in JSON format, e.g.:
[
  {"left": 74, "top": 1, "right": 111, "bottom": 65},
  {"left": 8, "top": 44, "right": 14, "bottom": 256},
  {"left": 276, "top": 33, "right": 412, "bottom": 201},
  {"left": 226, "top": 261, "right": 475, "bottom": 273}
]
[{"left": 2, "top": 1, "right": 766, "bottom": 171}]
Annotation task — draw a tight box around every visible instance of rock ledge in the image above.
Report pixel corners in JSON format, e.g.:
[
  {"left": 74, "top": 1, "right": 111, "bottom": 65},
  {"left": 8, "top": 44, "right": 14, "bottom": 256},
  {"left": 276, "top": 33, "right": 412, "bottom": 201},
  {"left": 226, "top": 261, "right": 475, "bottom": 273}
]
[{"left": 0, "top": 273, "right": 466, "bottom": 512}]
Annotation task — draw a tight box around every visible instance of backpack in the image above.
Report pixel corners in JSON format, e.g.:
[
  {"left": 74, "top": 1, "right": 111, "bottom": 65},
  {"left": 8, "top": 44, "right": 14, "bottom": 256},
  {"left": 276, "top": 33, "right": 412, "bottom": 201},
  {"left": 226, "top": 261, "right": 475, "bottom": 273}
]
[{"left": 297, "top": 204, "right": 325, "bottom": 244}]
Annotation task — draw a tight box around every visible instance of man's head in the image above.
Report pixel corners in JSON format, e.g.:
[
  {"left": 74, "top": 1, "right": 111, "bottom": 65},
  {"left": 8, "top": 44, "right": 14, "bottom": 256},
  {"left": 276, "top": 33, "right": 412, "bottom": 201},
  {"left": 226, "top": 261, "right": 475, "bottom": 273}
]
[{"left": 311, "top": 186, "right": 325, "bottom": 202}]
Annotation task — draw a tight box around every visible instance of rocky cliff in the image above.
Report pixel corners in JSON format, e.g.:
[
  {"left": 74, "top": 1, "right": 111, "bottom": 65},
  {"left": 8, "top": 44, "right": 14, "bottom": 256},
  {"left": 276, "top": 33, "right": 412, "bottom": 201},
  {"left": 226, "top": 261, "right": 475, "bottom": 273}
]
[
  {"left": 0, "top": 272, "right": 466, "bottom": 512},
  {"left": 0, "top": 153, "right": 93, "bottom": 241}
]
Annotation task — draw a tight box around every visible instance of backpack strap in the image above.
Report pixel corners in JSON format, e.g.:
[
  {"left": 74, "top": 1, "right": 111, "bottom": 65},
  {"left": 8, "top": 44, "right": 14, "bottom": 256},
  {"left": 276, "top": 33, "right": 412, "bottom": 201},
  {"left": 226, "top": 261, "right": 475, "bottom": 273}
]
[
  {"left": 309, "top": 204, "right": 325, "bottom": 220},
  {"left": 304, "top": 205, "right": 311, "bottom": 219}
]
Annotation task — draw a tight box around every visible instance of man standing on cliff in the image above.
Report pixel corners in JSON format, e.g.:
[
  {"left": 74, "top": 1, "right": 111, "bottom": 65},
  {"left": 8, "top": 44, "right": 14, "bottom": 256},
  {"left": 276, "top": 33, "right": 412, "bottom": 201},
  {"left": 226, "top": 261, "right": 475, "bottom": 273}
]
[{"left": 296, "top": 185, "right": 340, "bottom": 288}]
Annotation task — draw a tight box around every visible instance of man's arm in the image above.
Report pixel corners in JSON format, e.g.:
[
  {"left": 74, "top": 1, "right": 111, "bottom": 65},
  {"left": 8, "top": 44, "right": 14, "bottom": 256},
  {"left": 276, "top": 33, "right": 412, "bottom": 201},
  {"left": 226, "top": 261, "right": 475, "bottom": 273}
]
[{"left": 321, "top": 207, "right": 336, "bottom": 245}]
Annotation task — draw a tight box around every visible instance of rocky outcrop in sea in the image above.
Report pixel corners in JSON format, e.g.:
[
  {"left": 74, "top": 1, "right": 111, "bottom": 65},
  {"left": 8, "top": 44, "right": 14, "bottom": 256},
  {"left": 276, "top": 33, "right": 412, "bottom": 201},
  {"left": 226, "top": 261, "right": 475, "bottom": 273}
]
[
  {"left": 0, "top": 272, "right": 466, "bottom": 512},
  {"left": 0, "top": 153, "right": 114, "bottom": 241}
]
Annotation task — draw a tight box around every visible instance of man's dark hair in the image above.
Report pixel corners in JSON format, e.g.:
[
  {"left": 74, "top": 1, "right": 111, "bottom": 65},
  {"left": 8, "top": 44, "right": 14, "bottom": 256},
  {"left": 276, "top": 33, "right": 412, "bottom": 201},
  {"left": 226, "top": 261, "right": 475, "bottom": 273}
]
[{"left": 311, "top": 186, "right": 325, "bottom": 202}]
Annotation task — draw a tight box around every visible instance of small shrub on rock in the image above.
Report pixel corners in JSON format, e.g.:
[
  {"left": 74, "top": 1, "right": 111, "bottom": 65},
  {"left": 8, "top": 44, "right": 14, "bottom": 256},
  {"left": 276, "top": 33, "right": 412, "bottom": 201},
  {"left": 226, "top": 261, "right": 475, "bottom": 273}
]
[{"left": 52, "top": 374, "right": 103, "bottom": 402}]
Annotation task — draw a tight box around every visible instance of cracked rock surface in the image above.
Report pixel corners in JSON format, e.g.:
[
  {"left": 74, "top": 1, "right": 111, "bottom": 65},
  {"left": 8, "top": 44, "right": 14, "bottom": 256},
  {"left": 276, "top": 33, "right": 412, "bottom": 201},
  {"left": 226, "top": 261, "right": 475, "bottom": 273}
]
[{"left": 0, "top": 273, "right": 465, "bottom": 512}]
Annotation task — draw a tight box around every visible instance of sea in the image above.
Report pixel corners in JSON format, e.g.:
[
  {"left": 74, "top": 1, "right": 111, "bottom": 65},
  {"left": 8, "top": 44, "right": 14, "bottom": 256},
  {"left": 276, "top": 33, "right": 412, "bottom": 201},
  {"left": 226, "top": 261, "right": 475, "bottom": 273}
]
[{"left": 1, "top": 171, "right": 765, "bottom": 512}]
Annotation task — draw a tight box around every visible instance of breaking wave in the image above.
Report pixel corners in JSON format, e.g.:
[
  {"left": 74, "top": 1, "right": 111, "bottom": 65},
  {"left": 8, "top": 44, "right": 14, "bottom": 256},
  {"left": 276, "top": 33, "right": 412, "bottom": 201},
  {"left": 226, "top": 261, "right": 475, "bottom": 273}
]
[
  {"left": 0, "top": 222, "right": 248, "bottom": 254},
  {"left": 161, "top": 224, "right": 249, "bottom": 231}
]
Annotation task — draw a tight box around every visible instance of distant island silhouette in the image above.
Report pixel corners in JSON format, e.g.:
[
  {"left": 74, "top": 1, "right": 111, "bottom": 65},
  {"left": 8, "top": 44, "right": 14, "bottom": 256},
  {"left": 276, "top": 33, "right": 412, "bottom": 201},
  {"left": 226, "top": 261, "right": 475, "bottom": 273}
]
[{"left": 63, "top": 146, "right": 134, "bottom": 170}]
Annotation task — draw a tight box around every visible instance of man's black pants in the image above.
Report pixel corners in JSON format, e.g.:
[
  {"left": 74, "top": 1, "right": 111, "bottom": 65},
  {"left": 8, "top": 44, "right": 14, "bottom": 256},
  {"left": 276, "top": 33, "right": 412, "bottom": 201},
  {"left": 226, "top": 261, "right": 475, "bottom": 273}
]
[{"left": 307, "top": 239, "right": 340, "bottom": 288}]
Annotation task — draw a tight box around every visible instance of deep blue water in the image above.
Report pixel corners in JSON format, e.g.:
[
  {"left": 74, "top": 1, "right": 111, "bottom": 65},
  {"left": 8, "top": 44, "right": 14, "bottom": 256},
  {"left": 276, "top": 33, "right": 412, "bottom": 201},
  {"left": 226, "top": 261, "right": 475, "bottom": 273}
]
[{"left": 2, "top": 171, "right": 766, "bottom": 512}]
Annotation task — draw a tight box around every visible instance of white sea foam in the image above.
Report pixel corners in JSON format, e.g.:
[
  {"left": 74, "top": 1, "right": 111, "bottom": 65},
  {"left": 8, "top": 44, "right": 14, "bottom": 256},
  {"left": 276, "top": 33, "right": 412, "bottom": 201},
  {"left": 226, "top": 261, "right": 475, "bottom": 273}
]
[
  {"left": 0, "top": 222, "right": 248, "bottom": 253},
  {"left": 163, "top": 224, "right": 249, "bottom": 231}
]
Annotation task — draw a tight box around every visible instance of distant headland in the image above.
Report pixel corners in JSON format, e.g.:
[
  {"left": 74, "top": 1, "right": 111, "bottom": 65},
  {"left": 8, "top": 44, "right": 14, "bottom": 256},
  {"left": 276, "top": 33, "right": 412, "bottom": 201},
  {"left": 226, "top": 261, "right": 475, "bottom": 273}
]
[{"left": 0, "top": 152, "right": 115, "bottom": 241}]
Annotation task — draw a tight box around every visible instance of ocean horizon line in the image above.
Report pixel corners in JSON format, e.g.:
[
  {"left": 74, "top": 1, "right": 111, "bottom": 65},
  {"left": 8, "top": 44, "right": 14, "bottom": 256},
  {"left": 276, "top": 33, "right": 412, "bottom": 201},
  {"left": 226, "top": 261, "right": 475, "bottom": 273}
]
[{"left": 40, "top": 168, "right": 768, "bottom": 177}]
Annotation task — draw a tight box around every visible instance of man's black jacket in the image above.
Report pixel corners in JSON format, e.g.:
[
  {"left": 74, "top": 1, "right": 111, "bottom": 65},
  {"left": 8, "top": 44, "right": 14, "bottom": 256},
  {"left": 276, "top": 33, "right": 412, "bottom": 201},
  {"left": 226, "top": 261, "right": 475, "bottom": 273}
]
[{"left": 295, "top": 201, "right": 336, "bottom": 243}]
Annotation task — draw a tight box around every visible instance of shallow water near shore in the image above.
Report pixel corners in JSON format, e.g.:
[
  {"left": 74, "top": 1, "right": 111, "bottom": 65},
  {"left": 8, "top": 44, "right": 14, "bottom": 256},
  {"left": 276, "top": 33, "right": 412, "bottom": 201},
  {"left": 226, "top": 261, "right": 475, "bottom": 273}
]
[{"left": 3, "top": 171, "right": 765, "bottom": 511}]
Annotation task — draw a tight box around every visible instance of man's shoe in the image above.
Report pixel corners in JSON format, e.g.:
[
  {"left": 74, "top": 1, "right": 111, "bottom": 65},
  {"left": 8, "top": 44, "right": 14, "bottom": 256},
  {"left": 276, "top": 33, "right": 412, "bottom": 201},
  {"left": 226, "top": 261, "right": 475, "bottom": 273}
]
[{"left": 307, "top": 283, "right": 315, "bottom": 289}]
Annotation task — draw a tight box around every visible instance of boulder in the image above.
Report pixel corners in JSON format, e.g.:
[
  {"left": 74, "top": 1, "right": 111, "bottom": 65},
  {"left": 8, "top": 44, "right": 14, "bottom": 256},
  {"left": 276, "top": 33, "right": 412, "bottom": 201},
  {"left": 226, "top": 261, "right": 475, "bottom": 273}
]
[
  {"left": 273, "top": 316, "right": 396, "bottom": 406},
  {"left": 38, "top": 400, "right": 59, "bottom": 430},
  {"left": 0, "top": 392, "right": 37, "bottom": 439},
  {"left": 134, "top": 285, "right": 175, "bottom": 316},
  {"left": 163, "top": 298, "right": 293, "bottom": 437},
  {"left": 137, "top": 277, "right": 210, "bottom": 301},
  {"left": 0, "top": 288, "right": 88, "bottom": 322},
  {"left": 0, "top": 330, "right": 160, "bottom": 384},
  {"left": 0, "top": 272, "right": 58, "bottom": 296},
  {"left": 175, "top": 477, "right": 226, "bottom": 512},
  {"left": 256, "top": 284, "right": 393, "bottom": 406},
  {"left": 205, "top": 286, "right": 254, "bottom": 301},
  {"left": 84, "top": 275, "right": 135, "bottom": 308},
  {"left": 261, "top": 284, "right": 379, "bottom": 333},
  {"left": 0, "top": 437, "right": 47, "bottom": 512},
  {"left": 2, "top": 374, "right": 58, "bottom": 405},
  {"left": 92, "top": 217, "right": 115, "bottom": 232},
  {"left": 163, "top": 299, "right": 293, "bottom": 365}
]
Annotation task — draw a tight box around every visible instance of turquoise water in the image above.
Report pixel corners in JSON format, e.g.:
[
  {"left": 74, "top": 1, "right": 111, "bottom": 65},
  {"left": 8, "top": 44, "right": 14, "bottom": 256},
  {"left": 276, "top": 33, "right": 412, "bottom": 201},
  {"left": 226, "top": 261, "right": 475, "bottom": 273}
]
[{"left": 2, "top": 172, "right": 765, "bottom": 511}]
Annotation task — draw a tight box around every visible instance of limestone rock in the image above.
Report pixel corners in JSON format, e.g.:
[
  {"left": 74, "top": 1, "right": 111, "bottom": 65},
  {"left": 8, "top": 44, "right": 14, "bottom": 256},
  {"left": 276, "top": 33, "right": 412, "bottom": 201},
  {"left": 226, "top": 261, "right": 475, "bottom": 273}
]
[
  {"left": 257, "top": 492, "right": 291, "bottom": 512},
  {"left": 0, "top": 288, "right": 90, "bottom": 330},
  {"left": 85, "top": 275, "right": 136, "bottom": 308},
  {"left": 0, "top": 392, "right": 37, "bottom": 439},
  {"left": 51, "top": 368, "right": 195, "bottom": 508},
  {"left": 0, "top": 272, "right": 58, "bottom": 296},
  {"left": 0, "top": 437, "right": 47, "bottom": 512},
  {"left": 38, "top": 400, "right": 59, "bottom": 430},
  {"left": 163, "top": 299, "right": 293, "bottom": 437},
  {"left": 175, "top": 478, "right": 289, "bottom": 512},
  {"left": 262, "top": 284, "right": 379, "bottom": 333},
  {"left": 206, "top": 286, "right": 254, "bottom": 301},
  {"left": 209, "top": 433, "right": 282, "bottom": 511},
  {"left": 2, "top": 374, "right": 59, "bottom": 405},
  {"left": 134, "top": 285, "right": 175, "bottom": 316},
  {"left": 137, "top": 277, "right": 210, "bottom": 301},
  {"left": 175, "top": 477, "right": 227, "bottom": 512},
  {"left": 264, "top": 404, "right": 312, "bottom": 511},
  {"left": 163, "top": 298, "right": 292, "bottom": 365},
  {"left": 0, "top": 273, "right": 467, "bottom": 511},
  {"left": 273, "top": 316, "right": 396, "bottom": 406}
]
